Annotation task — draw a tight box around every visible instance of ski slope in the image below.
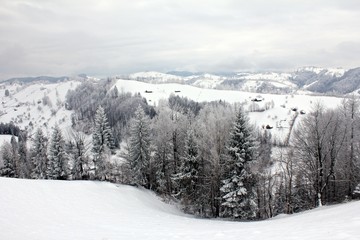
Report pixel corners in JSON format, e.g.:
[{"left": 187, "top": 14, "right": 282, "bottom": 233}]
[{"left": 0, "top": 177, "right": 359, "bottom": 240}]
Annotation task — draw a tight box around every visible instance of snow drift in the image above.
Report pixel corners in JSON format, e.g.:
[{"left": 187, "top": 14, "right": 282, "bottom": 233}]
[{"left": 0, "top": 177, "right": 359, "bottom": 240}]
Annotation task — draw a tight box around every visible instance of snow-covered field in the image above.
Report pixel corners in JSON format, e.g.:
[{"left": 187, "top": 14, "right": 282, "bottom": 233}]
[{"left": 0, "top": 177, "right": 359, "bottom": 240}]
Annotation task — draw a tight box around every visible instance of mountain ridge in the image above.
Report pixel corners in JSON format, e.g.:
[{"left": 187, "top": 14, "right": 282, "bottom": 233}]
[{"left": 3, "top": 66, "right": 360, "bottom": 94}]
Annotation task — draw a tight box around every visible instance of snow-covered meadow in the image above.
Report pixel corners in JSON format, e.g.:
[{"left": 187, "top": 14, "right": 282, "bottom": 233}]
[{"left": 0, "top": 177, "right": 359, "bottom": 240}]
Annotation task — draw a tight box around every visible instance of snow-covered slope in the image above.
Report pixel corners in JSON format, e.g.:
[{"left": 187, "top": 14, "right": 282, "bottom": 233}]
[
  {"left": 127, "top": 71, "right": 297, "bottom": 93},
  {"left": 0, "top": 77, "right": 346, "bottom": 145},
  {"left": 126, "top": 67, "right": 360, "bottom": 94},
  {"left": 0, "top": 80, "right": 81, "bottom": 137},
  {"left": 297, "top": 66, "right": 346, "bottom": 77},
  {"left": 128, "top": 71, "right": 184, "bottom": 83},
  {"left": 0, "top": 177, "right": 359, "bottom": 240},
  {"left": 114, "top": 79, "right": 344, "bottom": 142}
]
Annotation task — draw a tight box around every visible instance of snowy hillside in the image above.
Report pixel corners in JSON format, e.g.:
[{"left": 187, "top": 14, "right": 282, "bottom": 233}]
[
  {"left": 0, "top": 80, "right": 81, "bottom": 137},
  {"left": 114, "top": 79, "right": 344, "bottom": 142},
  {"left": 128, "top": 71, "right": 184, "bottom": 83},
  {"left": 0, "top": 177, "right": 359, "bottom": 240},
  {"left": 0, "top": 77, "right": 347, "bottom": 145},
  {"left": 123, "top": 67, "right": 360, "bottom": 94}
]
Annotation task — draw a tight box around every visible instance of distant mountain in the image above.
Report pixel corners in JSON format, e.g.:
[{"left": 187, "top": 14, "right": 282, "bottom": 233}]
[
  {"left": 128, "top": 71, "right": 184, "bottom": 84},
  {"left": 3, "top": 76, "right": 69, "bottom": 84},
  {"left": 166, "top": 71, "right": 201, "bottom": 77},
  {"left": 330, "top": 67, "right": 360, "bottom": 94},
  {"left": 7, "top": 66, "right": 359, "bottom": 94}
]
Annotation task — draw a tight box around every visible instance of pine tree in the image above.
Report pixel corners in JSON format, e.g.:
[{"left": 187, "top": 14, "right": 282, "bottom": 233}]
[
  {"left": 0, "top": 142, "right": 16, "bottom": 177},
  {"left": 128, "top": 105, "right": 152, "bottom": 188},
  {"left": 174, "top": 129, "right": 200, "bottom": 211},
  {"left": 220, "top": 109, "right": 258, "bottom": 219},
  {"left": 47, "top": 125, "right": 68, "bottom": 180},
  {"left": 92, "top": 105, "right": 114, "bottom": 180},
  {"left": 31, "top": 128, "right": 49, "bottom": 179}
]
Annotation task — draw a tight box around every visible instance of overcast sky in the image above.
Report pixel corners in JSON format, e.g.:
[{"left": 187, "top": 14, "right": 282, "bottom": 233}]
[{"left": 0, "top": 0, "right": 360, "bottom": 79}]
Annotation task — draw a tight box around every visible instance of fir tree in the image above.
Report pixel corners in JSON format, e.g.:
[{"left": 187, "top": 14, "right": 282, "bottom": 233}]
[
  {"left": 0, "top": 142, "right": 16, "bottom": 177},
  {"left": 31, "top": 128, "right": 48, "bottom": 179},
  {"left": 220, "top": 109, "right": 258, "bottom": 219},
  {"left": 47, "top": 125, "right": 68, "bottom": 180},
  {"left": 18, "top": 132, "right": 30, "bottom": 178},
  {"left": 128, "top": 105, "right": 152, "bottom": 188},
  {"left": 174, "top": 129, "right": 200, "bottom": 211},
  {"left": 152, "top": 106, "right": 175, "bottom": 195},
  {"left": 10, "top": 135, "right": 20, "bottom": 177},
  {"left": 92, "top": 105, "right": 114, "bottom": 180},
  {"left": 70, "top": 132, "right": 89, "bottom": 180}
]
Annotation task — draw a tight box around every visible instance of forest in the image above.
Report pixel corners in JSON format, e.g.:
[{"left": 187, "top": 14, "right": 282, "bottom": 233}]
[{"left": 1, "top": 79, "right": 360, "bottom": 220}]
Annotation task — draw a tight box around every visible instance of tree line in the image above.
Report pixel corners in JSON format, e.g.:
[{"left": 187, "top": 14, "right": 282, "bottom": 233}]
[{"left": 1, "top": 79, "right": 360, "bottom": 220}]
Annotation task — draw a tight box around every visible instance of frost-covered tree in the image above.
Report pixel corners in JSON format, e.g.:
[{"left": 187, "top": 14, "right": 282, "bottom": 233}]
[
  {"left": 220, "top": 109, "right": 258, "bottom": 219},
  {"left": 17, "top": 132, "right": 30, "bottom": 178},
  {"left": 340, "top": 95, "right": 360, "bottom": 197},
  {"left": 194, "top": 102, "right": 234, "bottom": 217},
  {"left": 173, "top": 128, "right": 200, "bottom": 211},
  {"left": 293, "top": 103, "right": 346, "bottom": 207},
  {"left": 128, "top": 105, "right": 152, "bottom": 188},
  {"left": 111, "top": 85, "right": 119, "bottom": 98},
  {"left": 10, "top": 135, "right": 20, "bottom": 176},
  {"left": 69, "top": 131, "right": 89, "bottom": 180},
  {"left": 353, "top": 183, "right": 360, "bottom": 197},
  {"left": 31, "top": 128, "right": 48, "bottom": 179},
  {"left": 152, "top": 103, "right": 175, "bottom": 194},
  {"left": 92, "top": 105, "right": 113, "bottom": 180},
  {"left": 0, "top": 142, "right": 16, "bottom": 177},
  {"left": 47, "top": 125, "right": 68, "bottom": 180}
]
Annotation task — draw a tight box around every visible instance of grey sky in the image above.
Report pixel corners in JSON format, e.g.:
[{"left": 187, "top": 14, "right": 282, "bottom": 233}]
[{"left": 1, "top": 0, "right": 360, "bottom": 79}]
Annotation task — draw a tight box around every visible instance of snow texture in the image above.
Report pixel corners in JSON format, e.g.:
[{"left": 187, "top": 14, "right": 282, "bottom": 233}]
[{"left": 0, "top": 177, "right": 359, "bottom": 240}]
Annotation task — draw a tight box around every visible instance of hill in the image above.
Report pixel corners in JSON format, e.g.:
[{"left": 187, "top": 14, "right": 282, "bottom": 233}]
[
  {"left": 0, "top": 77, "right": 345, "bottom": 145},
  {"left": 114, "top": 79, "right": 344, "bottom": 143},
  {"left": 0, "top": 177, "right": 359, "bottom": 240},
  {"left": 121, "top": 67, "right": 360, "bottom": 94}
]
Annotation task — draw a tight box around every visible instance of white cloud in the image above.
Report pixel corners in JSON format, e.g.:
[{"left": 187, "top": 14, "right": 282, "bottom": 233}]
[{"left": 0, "top": 0, "right": 360, "bottom": 79}]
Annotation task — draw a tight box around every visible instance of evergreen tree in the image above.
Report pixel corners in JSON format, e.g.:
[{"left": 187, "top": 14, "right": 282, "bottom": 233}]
[
  {"left": 31, "top": 128, "right": 48, "bottom": 179},
  {"left": 220, "top": 109, "right": 258, "bottom": 219},
  {"left": 18, "top": 132, "right": 30, "bottom": 178},
  {"left": 47, "top": 125, "right": 68, "bottom": 180},
  {"left": 128, "top": 105, "right": 152, "bottom": 188},
  {"left": 111, "top": 85, "right": 119, "bottom": 98},
  {"left": 0, "top": 142, "right": 16, "bottom": 177},
  {"left": 70, "top": 132, "right": 89, "bottom": 180},
  {"left": 152, "top": 106, "right": 174, "bottom": 195},
  {"left": 92, "top": 105, "right": 114, "bottom": 180},
  {"left": 173, "top": 129, "right": 200, "bottom": 211},
  {"left": 10, "top": 135, "right": 20, "bottom": 177}
]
